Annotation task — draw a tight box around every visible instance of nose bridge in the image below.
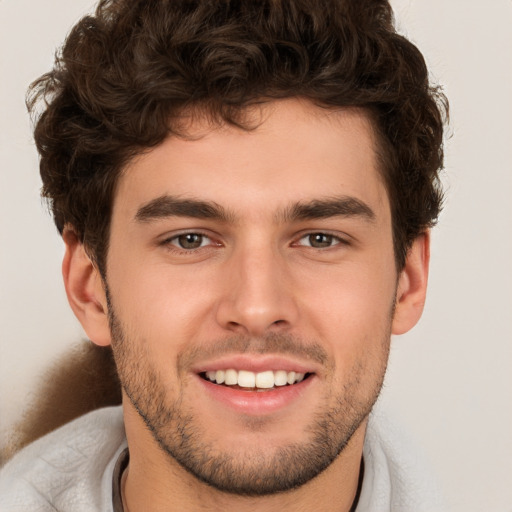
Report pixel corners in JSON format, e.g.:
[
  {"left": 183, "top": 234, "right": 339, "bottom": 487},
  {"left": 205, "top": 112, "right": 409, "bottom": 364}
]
[{"left": 216, "top": 235, "right": 297, "bottom": 335}]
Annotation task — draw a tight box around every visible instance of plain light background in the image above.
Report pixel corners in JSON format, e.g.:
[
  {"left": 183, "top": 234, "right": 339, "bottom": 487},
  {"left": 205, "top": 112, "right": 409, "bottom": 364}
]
[{"left": 1, "top": 1, "right": 511, "bottom": 510}]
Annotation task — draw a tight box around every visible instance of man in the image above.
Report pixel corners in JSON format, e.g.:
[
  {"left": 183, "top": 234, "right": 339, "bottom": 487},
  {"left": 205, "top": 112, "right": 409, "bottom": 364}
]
[{"left": 0, "top": 0, "right": 448, "bottom": 510}]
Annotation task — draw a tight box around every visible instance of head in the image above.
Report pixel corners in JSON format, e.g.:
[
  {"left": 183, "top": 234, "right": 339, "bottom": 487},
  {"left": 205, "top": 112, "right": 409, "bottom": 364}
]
[
  {"left": 29, "top": 0, "right": 446, "bottom": 275},
  {"left": 29, "top": 0, "right": 447, "bottom": 500}
]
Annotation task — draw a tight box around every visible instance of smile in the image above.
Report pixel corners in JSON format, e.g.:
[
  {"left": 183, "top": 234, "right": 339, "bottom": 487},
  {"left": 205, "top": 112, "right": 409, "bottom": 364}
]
[{"left": 202, "top": 369, "right": 309, "bottom": 390}]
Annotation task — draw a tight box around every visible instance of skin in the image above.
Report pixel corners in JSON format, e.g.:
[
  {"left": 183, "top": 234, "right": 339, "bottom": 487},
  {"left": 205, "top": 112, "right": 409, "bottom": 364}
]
[{"left": 63, "top": 99, "right": 429, "bottom": 511}]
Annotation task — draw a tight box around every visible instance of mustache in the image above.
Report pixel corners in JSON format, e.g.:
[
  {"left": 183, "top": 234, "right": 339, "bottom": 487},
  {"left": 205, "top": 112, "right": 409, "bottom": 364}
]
[{"left": 177, "top": 332, "right": 331, "bottom": 370}]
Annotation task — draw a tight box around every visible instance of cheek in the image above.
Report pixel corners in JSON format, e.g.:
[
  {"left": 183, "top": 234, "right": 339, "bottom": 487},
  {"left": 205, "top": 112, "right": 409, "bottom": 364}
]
[
  {"left": 299, "top": 260, "right": 396, "bottom": 334},
  {"left": 295, "top": 261, "right": 395, "bottom": 386},
  {"left": 109, "top": 263, "right": 217, "bottom": 350},
  {"left": 317, "top": 284, "right": 393, "bottom": 392}
]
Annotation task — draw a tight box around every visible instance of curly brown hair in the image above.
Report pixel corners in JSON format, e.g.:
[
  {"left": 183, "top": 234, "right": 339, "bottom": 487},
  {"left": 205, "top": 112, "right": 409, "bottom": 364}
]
[{"left": 28, "top": 0, "right": 448, "bottom": 273}]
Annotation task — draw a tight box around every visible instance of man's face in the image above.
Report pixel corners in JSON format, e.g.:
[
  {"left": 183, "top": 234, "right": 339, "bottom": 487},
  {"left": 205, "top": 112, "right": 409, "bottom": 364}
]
[{"left": 105, "top": 100, "right": 399, "bottom": 494}]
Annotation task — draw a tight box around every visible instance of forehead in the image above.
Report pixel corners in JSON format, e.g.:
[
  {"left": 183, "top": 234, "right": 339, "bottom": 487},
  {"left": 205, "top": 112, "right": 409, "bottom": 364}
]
[{"left": 114, "top": 99, "right": 389, "bottom": 223}]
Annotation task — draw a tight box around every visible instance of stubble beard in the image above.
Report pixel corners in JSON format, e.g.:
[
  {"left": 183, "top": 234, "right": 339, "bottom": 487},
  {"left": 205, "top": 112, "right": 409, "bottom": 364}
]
[{"left": 108, "top": 301, "right": 391, "bottom": 496}]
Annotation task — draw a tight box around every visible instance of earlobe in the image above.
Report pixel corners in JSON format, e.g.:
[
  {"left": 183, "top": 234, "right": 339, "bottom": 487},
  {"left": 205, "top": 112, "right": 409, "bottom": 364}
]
[
  {"left": 62, "top": 228, "right": 111, "bottom": 346},
  {"left": 391, "top": 232, "right": 430, "bottom": 335}
]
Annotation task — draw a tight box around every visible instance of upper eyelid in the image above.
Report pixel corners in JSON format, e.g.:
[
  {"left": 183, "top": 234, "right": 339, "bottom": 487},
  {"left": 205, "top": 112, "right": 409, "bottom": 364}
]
[
  {"left": 160, "top": 229, "right": 215, "bottom": 243},
  {"left": 159, "top": 232, "right": 219, "bottom": 254},
  {"left": 170, "top": 233, "right": 210, "bottom": 243},
  {"left": 295, "top": 234, "right": 345, "bottom": 247},
  {"left": 157, "top": 229, "right": 351, "bottom": 246},
  {"left": 294, "top": 230, "right": 351, "bottom": 243}
]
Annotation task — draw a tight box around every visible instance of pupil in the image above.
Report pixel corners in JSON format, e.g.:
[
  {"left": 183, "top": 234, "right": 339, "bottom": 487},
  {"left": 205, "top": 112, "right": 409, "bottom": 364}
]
[
  {"left": 179, "top": 234, "right": 202, "bottom": 249},
  {"left": 310, "top": 234, "right": 332, "bottom": 248}
]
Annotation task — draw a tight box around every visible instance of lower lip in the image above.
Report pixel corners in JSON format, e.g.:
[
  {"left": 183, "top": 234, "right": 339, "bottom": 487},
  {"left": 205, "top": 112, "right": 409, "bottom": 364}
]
[{"left": 196, "top": 374, "right": 315, "bottom": 416}]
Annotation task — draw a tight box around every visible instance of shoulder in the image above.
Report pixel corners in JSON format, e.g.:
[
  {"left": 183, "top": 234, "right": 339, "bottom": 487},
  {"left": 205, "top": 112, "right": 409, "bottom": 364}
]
[
  {"left": 0, "top": 406, "right": 126, "bottom": 512},
  {"left": 358, "top": 406, "right": 447, "bottom": 512}
]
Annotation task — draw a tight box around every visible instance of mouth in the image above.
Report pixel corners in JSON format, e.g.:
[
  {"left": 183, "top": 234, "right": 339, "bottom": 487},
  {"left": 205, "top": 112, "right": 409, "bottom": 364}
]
[
  {"left": 200, "top": 369, "right": 313, "bottom": 391},
  {"left": 193, "top": 356, "right": 318, "bottom": 415}
]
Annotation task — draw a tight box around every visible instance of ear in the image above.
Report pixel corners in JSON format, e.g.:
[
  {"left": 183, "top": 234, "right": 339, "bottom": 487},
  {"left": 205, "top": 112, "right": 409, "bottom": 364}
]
[
  {"left": 391, "top": 232, "right": 430, "bottom": 335},
  {"left": 62, "top": 228, "right": 111, "bottom": 346}
]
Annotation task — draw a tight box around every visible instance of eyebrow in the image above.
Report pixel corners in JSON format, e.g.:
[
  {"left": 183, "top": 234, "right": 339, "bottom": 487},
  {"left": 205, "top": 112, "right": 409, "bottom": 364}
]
[
  {"left": 135, "top": 195, "right": 235, "bottom": 223},
  {"left": 279, "top": 196, "right": 376, "bottom": 223},
  {"left": 134, "top": 194, "right": 376, "bottom": 224}
]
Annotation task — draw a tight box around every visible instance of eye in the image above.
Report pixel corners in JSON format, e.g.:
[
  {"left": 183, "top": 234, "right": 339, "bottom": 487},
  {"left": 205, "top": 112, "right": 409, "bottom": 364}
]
[
  {"left": 296, "top": 233, "right": 344, "bottom": 249},
  {"left": 169, "top": 233, "right": 212, "bottom": 250}
]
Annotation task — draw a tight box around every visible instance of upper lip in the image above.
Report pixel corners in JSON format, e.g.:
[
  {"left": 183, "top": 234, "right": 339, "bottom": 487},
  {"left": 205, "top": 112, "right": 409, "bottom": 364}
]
[{"left": 191, "top": 354, "right": 319, "bottom": 375}]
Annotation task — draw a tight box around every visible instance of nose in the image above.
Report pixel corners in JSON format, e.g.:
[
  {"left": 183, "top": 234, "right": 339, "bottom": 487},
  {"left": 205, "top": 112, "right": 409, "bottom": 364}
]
[{"left": 215, "top": 243, "right": 299, "bottom": 336}]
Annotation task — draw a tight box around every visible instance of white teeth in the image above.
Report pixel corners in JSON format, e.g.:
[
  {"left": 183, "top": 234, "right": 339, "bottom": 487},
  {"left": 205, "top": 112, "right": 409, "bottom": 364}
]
[
  {"left": 286, "top": 371, "right": 296, "bottom": 385},
  {"left": 237, "top": 370, "right": 256, "bottom": 388},
  {"left": 205, "top": 369, "right": 308, "bottom": 388},
  {"left": 274, "top": 370, "right": 288, "bottom": 387},
  {"left": 255, "top": 370, "right": 275, "bottom": 389},
  {"left": 224, "top": 369, "right": 238, "bottom": 385}
]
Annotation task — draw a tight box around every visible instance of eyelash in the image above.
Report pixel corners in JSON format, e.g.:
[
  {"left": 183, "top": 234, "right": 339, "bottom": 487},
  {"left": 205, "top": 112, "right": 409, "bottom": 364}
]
[
  {"left": 160, "top": 231, "right": 218, "bottom": 253},
  {"left": 160, "top": 230, "right": 349, "bottom": 254},
  {"left": 294, "top": 232, "right": 349, "bottom": 249}
]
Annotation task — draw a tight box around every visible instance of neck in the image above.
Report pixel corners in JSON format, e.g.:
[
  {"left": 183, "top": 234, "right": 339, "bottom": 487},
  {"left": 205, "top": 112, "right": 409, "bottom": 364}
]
[{"left": 122, "top": 405, "right": 367, "bottom": 512}]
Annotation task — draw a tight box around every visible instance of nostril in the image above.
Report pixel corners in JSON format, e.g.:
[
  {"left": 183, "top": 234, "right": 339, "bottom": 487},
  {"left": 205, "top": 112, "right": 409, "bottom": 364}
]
[{"left": 226, "top": 321, "right": 244, "bottom": 331}]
